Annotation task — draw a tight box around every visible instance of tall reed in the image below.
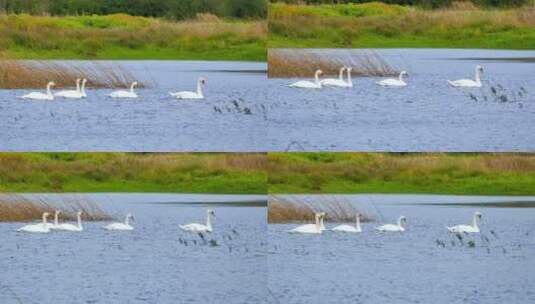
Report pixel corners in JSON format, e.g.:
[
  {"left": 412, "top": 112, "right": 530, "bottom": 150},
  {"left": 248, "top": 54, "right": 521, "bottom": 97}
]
[
  {"left": 268, "top": 49, "right": 397, "bottom": 78},
  {"left": 0, "top": 194, "right": 112, "bottom": 222}
]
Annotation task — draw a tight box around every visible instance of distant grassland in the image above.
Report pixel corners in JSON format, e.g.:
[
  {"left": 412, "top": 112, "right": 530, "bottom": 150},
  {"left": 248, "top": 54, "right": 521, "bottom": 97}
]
[
  {"left": 268, "top": 2, "right": 535, "bottom": 49},
  {"left": 268, "top": 153, "right": 535, "bottom": 195},
  {"left": 0, "top": 153, "right": 266, "bottom": 194},
  {"left": 0, "top": 14, "right": 266, "bottom": 60}
]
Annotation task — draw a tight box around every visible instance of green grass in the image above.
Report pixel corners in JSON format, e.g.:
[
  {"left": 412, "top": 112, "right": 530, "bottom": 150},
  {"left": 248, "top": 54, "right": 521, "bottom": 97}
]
[
  {"left": 268, "top": 153, "right": 535, "bottom": 195},
  {"left": 0, "top": 14, "right": 266, "bottom": 61},
  {"left": 0, "top": 153, "right": 266, "bottom": 194},
  {"left": 268, "top": 3, "right": 535, "bottom": 49}
]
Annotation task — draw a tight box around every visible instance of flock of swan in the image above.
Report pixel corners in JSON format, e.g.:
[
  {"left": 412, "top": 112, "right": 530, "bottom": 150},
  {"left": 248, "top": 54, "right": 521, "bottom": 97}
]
[
  {"left": 18, "top": 77, "right": 207, "bottom": 100},
  {"left": 288, "top": 211, "right": 482, "bottom": 234},
  {"left": 288, "top": 65, "right": 484, "bottom": 88},
  {"left": 16, "top": 209, "right": 216, "bottom": 234}
]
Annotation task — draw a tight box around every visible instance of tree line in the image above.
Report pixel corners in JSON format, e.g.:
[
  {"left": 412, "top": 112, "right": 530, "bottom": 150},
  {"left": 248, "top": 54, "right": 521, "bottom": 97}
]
[
  {"left": 0, "top": 0, "right": 267, "bottom": 19},
  {"left": 270, "top": 0, "right": 533, "bottom": 8}
]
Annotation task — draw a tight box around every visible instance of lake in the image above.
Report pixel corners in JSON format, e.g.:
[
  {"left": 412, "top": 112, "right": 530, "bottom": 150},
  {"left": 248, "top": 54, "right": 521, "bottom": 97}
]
[
  {"left": 0, "top": 61, "right": 267, "bottom": 152},
  {"left": 0, "top": 193, "right": 267, "bottom": 303},
  {"left": 268, "top": 194, "right": 535, "bottom": 304},
  {"left": 267, "top": 49, "right": 535, "bottom": 151}
]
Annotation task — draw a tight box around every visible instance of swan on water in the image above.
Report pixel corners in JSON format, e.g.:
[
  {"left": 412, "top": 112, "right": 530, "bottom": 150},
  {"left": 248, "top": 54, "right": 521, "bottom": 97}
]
[
  {"left": 53, "top": 211, "right": 83, "bottom": 232},
  {"left": 320, "top": 67, "right": 347, "bottom": 87},
  {"left": 332, "top": 213, "right": 362, "bottom": 233},
  {"left": 288, "top": 212, "right": 325, "bottom": 234},
  {"left": 109, "top": 82, "right": 138, "bottom": 98},
  {"left": 54, "top": 79, "right": 81, "bottom": 99},
  {"left": 170, "top": 77, "right": 206, "bottom": 100},
  {"left": 289, "top": 70, "right": 323, "bottom": 89},
  {"left": 447, "top": 65, "right": 483, "bottom": 88},
  {"left": 20, "top": 81, "right": 56, "bottom": 100},
  {"left": 447, "top": 211, "right": 482, "bottom": 234},
  {"left": 180, "top": 209, "right": 215, "bottom": 233},
  {"left": 375, "top": 216, "right": 406, "bottom": 232},
  {"left": 377, "top": 71, "right": 408, "bottom": 87},
  {"left": 17, "top": 212, "right": 51, "bottom": 233},
  {"left": 103, "top": 213, "right": 134, "bottom": 231},
  {"left": 44, "top": 210, "right": 61, "bottom": 229}
]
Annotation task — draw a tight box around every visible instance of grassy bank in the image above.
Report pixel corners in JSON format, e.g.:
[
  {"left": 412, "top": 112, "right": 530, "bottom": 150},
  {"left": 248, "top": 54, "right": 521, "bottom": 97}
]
[
  {"left": 269, "top": 2, "right": 535, "bottom": 49},
  {"left": 0, "top": 153, "right": 266, "bottom": 194},
  {"left": 0, "top": 14, "right": 266, "bottom": 61},
  {"left": 268, "top": 153, "right": 535, "bottom": 195}
]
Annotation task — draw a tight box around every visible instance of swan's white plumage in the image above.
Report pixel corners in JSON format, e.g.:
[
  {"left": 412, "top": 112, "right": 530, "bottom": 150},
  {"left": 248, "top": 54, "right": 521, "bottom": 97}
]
[
  {"left": 170, "top": 77, "right": 205, "bottom": 100},
  {"left": 53, "top": 211, "right": 83, "bottom": 232},
  {"left": 289, "top": 213, "right": 324, "bottom": 234},
  {"left": 18, "top": 212, "right": 51, "bottom": 233},
  {"left": 377, "top": 71, "right": 408, "bottom": 87},
  {"left": 109, "top": 82, "right": 138, "bottom": 98},
  {"left": 289, "top": 70, "right": 323, "bottom": 89},
  {"left": 447, "top": 211, "right": 482, "bottom": 233},
  {"left": 332, "top": 213, "right": 362, "bottom": 233},
  {"left": 180, "top": 209, "right": 215, "bottom": 233},
  {"left": 448, "top": 65, "right": 483, "bottom": 88},
  {"left": 104, "top": 213, "right": 134, "bottom": 231},
  {"left": 375, "top": 216, "right": 406, "bottom": 232},
  {"left": 20, "top": 82, "right": 55, "bottom": 100}
]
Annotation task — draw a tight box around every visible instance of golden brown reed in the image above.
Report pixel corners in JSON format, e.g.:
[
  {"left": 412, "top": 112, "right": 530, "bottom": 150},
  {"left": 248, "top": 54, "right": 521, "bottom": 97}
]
[
  {"left": 0, "top": 194, "right": 112, "bottom": 222},
  {"left": 0, "top": 59, "right": 140, "bottom": 89},
  {"left": 268, "top": 49, "right": 398, "bottom": 78},
  {"left": 268, "top": 195, "right": 369, "bottom": 223}
]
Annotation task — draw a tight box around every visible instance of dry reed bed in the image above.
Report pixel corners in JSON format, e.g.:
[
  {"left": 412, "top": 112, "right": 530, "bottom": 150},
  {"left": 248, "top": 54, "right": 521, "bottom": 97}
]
[
  {"left": 268, "top": 49, "right": 398, "bottom": 78},
  {"left": 268, "top": 195, "right": 370, "bottom": 223},
  {"left": 0, "top": 60, "right": 140, "bottom": 89},
  {"left": 0, "top": 194, "right": 112, "bottom": 222}
]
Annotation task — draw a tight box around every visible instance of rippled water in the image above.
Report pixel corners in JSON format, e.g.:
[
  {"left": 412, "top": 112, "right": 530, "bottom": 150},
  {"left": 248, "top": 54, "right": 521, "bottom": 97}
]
[
  {"left": 267, "top": 49, "right": 535, "bottom": 151},
  {"left": 268, "top": 195, "right": 535, "bottom": 304},
  {"left": 0, "top": 61, "right": 267, "bottom": 151},
  {"left": 0, "top": 194, "right": 267, "bottom": 303}
]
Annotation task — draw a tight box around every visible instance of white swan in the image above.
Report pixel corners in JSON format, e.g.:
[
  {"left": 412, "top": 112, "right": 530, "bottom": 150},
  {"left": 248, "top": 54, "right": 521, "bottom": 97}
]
[
  {"left": 377, "top": 71, "right": 408, "bottom": 87},
  {"left": 180, "top": 209, "right": 215, "bottom": 233},
  {"left": 17, "top": 212, "right": 51, "bottom": 233},
  {"left": 447, "top": 211, "right": 482, "bottom": 234},
  {"left": 289, "top": 70, "right": 323, "bottom": 89},
  {"left": 80, "top": 78, "right": 88, "bottom": 98},
  {"left": 320, "top": 67, "right": 346, "bottom": 87},
  {"left": 53, "top": 211, "right": 83, "bottom": 232},
  {"left": 375, "top": 216, "right": 406, "bottom": 232},
  {"left": 448, "top": 65, "right": 483, "bottom": 88},
  {"left": 288, "top": 212, "right": 325, "bottom": 234},
  {"left": 43, "top": 210, "right": 61, "bottom": 229},
  {"left": 20, "top": 81, "right": 56, "bottom": 100},
  {"left": 170, "top": 77, "right": 206, "bottom": 100},
  {"left": 54, "top": 78, "right": 81, "bottom": 99},
  {"left": 332, "top": 213, "right": 362, "bottom": 233},
  {"left": 109, "top": 82, "right": 138, "bottom": 98},
  {"left": 104, "top": 213, "right": 134, "bottom": 231}
]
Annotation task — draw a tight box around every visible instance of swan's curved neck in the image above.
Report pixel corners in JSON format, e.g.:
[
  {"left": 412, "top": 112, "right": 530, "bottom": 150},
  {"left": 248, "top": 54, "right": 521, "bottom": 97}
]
[
  {"left": 197, "top": 81, "right": 204, "bottom": 97},
  {"left": 42, "top": 214, "right": 48, "bottom": 225},
  {"left": 206, "top": 212, "right": 212, "bottom": 230},
  {"left": 81, "top": 80, "right": 86, "bottom": 94},
  {"left": 76, "top": 79, "right": 81, "bottom": 92},
  {"left": 338, "top": 68, "right": 344, "bottom": 80},
  {"left": 54, "top": 212, "right": 59, "bottom": 226},
  {"left": 475, "top": 68, "right": 481, "bottom": 84},
  {"left": 77, "top": 213, "right": 83, "bottom": 229},
  {"left": 356, "top": 215, "right": 361, "bottom": 230},
  {"left": 130, "top": 83, "right": 136, "bottom": 93},
  {"left": 398, "top": 72, "right": 405, "bottom": 81},
  {"left": 314, "top": 214, "right": 320, "bottom": 231},
  {"left": 46, "top": 84, "right": 53, "bottom": 96},
  {"left": 314, "top": 72, "right": 320, "bottom": 85},
  {"left": 125, "top": 215, "right": 130, "bottom": 225},
  {"left": 472, "top": 214, "right": 479, "bottom": 229},
  {"left": 397, "top": 217, "right": 404, "bottom": 228},
  {"left": 346, "top": 69, "right": 352, "bottom": 86}
]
